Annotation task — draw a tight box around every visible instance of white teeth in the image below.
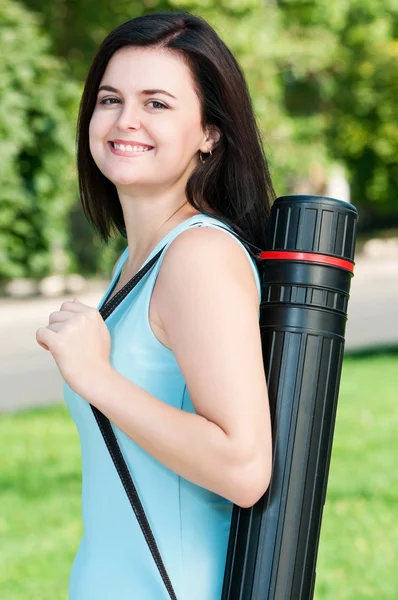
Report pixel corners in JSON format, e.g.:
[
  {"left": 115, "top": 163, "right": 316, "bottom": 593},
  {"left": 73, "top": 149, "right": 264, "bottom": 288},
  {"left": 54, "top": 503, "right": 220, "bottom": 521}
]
[{"left": 113, "top": 143, "right": 151, "bottom": 152}]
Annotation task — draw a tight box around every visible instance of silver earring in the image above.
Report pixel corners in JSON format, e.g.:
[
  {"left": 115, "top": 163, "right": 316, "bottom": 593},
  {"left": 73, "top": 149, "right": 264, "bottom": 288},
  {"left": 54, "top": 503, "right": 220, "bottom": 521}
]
[{"left": 200, "top": 149, "right": 213, "bottom": 163}]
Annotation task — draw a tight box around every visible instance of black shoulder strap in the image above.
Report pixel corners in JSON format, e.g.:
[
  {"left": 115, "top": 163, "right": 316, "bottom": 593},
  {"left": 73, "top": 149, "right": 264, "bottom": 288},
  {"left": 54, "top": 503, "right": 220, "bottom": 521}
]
[{"left": 94, "top": 247, "right": 179, "bottom": 600}]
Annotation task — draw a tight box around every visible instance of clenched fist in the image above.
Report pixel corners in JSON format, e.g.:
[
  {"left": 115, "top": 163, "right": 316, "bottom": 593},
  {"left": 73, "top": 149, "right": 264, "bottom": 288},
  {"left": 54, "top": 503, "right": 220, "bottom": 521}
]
[{"left": 36, "top": 298, "right": 112, "bottom": 397}]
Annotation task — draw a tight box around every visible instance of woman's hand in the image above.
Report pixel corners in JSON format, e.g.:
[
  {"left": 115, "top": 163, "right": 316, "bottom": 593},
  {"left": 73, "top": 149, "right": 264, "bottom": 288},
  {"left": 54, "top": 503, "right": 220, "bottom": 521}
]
[{"left": 36, "top": 298, "right": 112, "bottom": 396}]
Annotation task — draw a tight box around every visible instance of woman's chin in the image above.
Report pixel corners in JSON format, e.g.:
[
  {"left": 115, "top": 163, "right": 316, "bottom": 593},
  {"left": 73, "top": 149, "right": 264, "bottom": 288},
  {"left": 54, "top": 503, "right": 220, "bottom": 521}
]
[{"left": 104, "top": 173, "right": 147, "bottom": 187}]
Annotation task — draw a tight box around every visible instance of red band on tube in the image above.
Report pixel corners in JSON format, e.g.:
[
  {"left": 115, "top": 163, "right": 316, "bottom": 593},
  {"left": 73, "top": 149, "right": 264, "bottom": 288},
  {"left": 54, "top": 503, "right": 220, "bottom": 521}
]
[{"left": 259, "top": 250, "right": 355, "bottom": 273}]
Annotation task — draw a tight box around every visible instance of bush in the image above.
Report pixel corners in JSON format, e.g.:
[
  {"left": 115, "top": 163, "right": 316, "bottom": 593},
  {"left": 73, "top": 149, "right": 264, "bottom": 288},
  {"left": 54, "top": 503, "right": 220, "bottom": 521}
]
[{"left": 0, "top": 0, "right": 81, "bottom": 283}]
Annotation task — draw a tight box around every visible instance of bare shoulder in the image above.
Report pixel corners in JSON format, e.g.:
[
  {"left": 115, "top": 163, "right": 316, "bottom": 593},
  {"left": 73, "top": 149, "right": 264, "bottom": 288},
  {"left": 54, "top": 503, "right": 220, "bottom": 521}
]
[
  {"left": 150, "top": 226, "right": 260, "bottom": 351},
  {"left": 156, "top": 226, "right": 260, "bottom": 313}
]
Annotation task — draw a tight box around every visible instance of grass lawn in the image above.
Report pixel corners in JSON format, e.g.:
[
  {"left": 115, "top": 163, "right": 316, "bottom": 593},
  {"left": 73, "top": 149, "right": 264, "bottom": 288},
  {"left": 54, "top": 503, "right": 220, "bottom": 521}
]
[{"left": 0, "top": 350, "right": 397, "bottom": 599}]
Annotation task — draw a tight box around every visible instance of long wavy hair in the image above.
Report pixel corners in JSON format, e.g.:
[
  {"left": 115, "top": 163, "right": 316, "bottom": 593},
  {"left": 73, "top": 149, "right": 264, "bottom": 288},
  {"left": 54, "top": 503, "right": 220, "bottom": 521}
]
[{"left": 76, "top": 10, "right": 276, "bottom": 260}]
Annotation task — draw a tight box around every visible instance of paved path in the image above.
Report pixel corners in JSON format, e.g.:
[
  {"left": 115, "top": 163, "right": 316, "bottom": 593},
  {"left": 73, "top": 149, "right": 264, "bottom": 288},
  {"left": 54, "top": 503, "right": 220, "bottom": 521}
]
[{"left": 0, "top": 256, "right": 397, "bottom": 413}]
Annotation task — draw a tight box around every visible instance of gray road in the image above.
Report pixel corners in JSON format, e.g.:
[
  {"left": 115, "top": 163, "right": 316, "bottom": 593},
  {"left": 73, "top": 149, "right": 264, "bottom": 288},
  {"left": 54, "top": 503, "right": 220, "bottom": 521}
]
[{"left": 0, "top": 255, "right": 397, "bottom": 413}]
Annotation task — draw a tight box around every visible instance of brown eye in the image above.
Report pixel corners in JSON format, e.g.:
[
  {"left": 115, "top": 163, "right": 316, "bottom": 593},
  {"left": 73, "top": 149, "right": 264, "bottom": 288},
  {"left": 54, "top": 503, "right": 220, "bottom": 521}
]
[
  {"left": 99, "top": 97, "right": 120, "bottom": 105},
  {"left": 147, "top": 100, "right": 168, "bottom": 110}
]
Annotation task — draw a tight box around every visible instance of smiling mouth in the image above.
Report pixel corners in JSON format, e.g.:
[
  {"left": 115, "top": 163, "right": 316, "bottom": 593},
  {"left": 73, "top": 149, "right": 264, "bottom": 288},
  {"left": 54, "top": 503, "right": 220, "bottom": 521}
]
[{"left": 109, "top": 141, "right": 153, "bottom": 153}]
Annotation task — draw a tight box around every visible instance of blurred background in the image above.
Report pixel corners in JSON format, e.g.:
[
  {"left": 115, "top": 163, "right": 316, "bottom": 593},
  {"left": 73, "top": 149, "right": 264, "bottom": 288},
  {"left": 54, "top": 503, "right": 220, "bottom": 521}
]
[{"left": 0, "top": 1, "right": 397, "bottom": 599}]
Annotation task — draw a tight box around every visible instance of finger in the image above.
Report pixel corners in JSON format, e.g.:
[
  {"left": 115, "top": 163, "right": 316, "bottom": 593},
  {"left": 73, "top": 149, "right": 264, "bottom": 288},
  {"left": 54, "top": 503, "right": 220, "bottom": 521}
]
[
  {"left": 49, "top": 310, "right": 74, "bottom": 324},
  {"left": 60, "top": 300, "right": 91, "bottom": 313},
  {"left": 36, "top": 326, "right": 58, "bottom": 352},
  {"left": 61, "top": 300, "right": 97, "bottom": 312},
  {"left": 46, "top": 323, "right": 65, "bottom": 333}
]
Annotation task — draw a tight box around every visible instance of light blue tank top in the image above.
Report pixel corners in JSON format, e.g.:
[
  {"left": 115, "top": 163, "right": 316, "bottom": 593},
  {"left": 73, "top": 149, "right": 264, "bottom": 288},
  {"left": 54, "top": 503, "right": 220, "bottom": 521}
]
[{"left": 63, "top": 213, "right": 262, "bottom": 600}]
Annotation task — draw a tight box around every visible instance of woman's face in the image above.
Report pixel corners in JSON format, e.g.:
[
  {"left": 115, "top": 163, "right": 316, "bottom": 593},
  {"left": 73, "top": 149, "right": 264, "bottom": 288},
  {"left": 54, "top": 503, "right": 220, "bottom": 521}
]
[{"left": 89, "top": 46, "right": 213, "bottom": 189}]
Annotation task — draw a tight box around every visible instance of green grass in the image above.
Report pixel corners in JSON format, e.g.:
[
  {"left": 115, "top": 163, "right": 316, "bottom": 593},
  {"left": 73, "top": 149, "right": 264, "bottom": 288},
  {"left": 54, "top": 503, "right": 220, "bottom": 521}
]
[
  {"left": 314, "top": 350, "right": 398, "bottom": 600},
  {"left": 0, "top": 405, "right": 82, "bottom": 600},
  {"left": 0, "top": 351, "right": 397, "bottom": 599}
]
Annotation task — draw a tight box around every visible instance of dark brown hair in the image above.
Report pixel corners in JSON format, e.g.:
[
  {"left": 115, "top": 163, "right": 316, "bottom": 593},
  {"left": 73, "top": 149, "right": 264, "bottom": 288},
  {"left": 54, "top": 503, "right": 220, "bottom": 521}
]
[{"left": 76, "top": 10, "right": 276, "bottom": 256}]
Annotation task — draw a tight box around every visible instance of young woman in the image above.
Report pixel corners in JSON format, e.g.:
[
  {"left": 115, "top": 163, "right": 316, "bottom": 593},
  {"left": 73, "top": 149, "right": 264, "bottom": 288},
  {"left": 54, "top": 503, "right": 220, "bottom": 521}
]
[{"left": 36, "top": 10, "right": 275, "bottom": 600}]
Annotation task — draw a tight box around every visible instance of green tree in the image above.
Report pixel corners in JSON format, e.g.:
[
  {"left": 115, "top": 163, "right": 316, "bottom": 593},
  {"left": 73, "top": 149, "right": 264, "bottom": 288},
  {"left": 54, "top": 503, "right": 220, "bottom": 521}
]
[
  {"left": 20, "top": 0, "right": 398, "bottom": 231},
  {"left": 277, "top": 0, "right": 398, "bottom": 225},
  {"left": 20, "top": 0, "right": 322, "bottom": 206},
  {"left": 0, "top": 0, "right": 81, "bottom": 283}
]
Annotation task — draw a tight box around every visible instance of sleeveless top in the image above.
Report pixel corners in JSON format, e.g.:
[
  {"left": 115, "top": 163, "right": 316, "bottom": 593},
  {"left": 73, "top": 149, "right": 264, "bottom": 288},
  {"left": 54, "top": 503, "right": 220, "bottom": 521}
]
[{"left": 63, "top": 213, "right": 262, "bottom": 600}]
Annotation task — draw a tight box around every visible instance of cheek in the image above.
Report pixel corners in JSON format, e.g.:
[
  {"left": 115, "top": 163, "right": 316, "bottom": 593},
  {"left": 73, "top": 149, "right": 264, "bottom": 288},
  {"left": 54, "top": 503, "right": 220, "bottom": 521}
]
[
  {"left": 88, "top": 114, "right": 109, "bottom": 160},
  {"left": 89, "top": 112, "right": 103, "bottom": 141},
  {"left": 175, "top": 129, "right": 201, "bottom": 158}
]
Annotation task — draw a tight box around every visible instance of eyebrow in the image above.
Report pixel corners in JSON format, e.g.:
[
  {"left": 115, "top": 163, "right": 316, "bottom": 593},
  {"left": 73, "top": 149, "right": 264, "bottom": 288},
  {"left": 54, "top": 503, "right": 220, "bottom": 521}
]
[{"left": 97, "top": 85, "right": 177, "bottom": 100}]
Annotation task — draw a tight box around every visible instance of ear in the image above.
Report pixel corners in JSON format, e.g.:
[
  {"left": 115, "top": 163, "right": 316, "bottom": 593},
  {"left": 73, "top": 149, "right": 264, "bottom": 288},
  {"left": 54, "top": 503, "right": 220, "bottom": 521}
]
[{"left": 200, "top": 125, "right": 221, "bottom": 153}]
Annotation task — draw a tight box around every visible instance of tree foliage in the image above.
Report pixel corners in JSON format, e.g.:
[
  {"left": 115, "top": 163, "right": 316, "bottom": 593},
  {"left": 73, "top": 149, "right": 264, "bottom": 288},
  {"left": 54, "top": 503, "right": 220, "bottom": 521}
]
[
  {"left": 277, "top": 0, "right": 398, "bottom": 225},
  {"left": 0, "top": 0, "right": 81, "bottom": 281},
  {"left": 21, "top": 0, "right": 398, "bottom": 225},
  {"left": 1, "top": 0, "right": 396, "bottom": 286}
]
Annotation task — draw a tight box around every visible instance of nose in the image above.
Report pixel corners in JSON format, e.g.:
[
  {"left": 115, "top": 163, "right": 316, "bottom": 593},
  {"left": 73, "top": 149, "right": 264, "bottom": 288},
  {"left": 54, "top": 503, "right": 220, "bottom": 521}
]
[{"left": 116, "top": 101, "right": 141, "bottom": 131}]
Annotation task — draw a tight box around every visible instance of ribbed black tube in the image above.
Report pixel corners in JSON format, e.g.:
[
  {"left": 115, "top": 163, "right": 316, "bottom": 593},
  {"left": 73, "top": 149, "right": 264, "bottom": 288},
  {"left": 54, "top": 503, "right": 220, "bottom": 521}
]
[{"left": 222, "top": 195, "right": 358, "bottom": 600}]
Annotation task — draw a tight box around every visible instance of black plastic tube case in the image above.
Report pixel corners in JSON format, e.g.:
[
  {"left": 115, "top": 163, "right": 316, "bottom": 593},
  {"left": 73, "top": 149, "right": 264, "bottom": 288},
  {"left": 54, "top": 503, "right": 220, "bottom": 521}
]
[{"left": 222, "top": 195, "right": 358, "bottom": 600}]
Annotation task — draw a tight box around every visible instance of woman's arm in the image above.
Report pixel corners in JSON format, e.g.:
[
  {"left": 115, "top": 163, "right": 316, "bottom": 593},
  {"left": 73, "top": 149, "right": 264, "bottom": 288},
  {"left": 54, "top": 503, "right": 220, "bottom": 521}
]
[{"left": 80, "top": 227, "right": 272, "bottom": 508}]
